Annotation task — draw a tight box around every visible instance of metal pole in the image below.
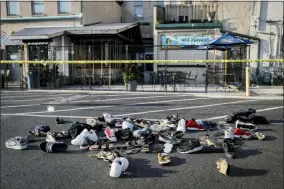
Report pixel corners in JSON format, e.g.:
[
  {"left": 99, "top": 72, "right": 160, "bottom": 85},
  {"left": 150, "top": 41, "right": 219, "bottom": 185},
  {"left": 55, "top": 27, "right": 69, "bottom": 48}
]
[
  {"left": 205, "top": 46, "right": 209, "bottom": 93},
  {"left": 165, "top": 46, "right": 168, "bottom": 92},
  {"left": 246, "top": 45, "right": 250, "bottom": 97}
]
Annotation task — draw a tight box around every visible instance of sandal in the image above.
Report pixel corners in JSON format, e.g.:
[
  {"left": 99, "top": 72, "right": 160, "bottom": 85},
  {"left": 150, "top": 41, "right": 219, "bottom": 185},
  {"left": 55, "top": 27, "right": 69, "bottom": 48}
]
[
  {"left": 255, "top": 132, "right": 265, "bottom": 140},
  {"left": 89, "top": 141, "right": 113, "bottom": 151},
  {"left": 158, "top": 153, "right": 171, "bottom": 165}
]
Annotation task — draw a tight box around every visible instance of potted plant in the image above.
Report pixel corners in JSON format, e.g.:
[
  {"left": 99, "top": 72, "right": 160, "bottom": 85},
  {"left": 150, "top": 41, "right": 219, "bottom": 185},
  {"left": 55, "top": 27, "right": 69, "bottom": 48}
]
[{"left": 122, "top": 64, "right": 142, "bottom": 91}]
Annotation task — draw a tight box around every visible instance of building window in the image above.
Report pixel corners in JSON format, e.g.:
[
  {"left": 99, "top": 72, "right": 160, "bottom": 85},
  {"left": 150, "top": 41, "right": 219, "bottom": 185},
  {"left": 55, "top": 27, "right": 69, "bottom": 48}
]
[
  {"left": 135, "top": 1, "right": 143, "bottom": 18},
  {"left": 32, "top": 0, "right": 44, "bottom": 15},
  {"left": 7, "top": 0, "right": 20, "bottom": 16},
  {"left": 156, "top": 1, "right": 164, "bottom": 6},
  {"left": 58, "top": 0, "right": 70, "bottom": 14}
]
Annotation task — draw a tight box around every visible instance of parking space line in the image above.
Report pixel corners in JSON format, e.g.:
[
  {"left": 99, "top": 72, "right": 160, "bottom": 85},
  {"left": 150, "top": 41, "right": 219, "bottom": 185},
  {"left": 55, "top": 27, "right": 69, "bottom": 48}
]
[
  {"left": 70, "top": 94, "right": 192, "bottom": 103},
  {"left": 202, "top": 106, "right": 284, "bottom": 120},
  {"left": 112, "top": 99, "right": 259, "bottom": 117},
  {"left": 0, "top": 94, "right": 193, "bottom": 109},
  {"left": 1, "top": 97, "right": 61, "bottom": 102},
  {"left": 8, "top": 97, "right": 207, "bottom": 115},
  {"left": 1, "top": 104, "right": 42, "bottom": 109},
  {"left": 0, "top": 93, "right": 72, "bottom": 99}
]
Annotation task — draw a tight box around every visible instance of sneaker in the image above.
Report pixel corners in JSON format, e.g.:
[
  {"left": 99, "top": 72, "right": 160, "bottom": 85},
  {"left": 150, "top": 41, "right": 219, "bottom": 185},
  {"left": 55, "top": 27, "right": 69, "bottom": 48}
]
[
  {"left": 46, "top": 132, "right": 57, "bottom": 143},
  {"left": 103, "top": 112, "right": 114, "bottom": 124},
  {"left": 104, "top": 127, "right": 117, "bottom": 142},
  {"left": 120, "top": 129, "right": 133, "bottom": 140},
  {"left": 222, "top": 139, "right": 236, "bottom": 159},
  {"left": 216, "top": 158, "right": 230, "bottom": 176},
  {"left": 158, "top": 132, "right": 182, "bottom": 145},
  {"left": 186, "top": 119, "right": 206, "bottom": 131},
  {"left": 55, "top": 117, "right": 64, "bottom": 124},
  {"left": 234, "top": 128, "right": 251, "bottom": 140},
  {"left": 177, "top": 119, "right": 186, "bottom": 133},
  {"left": 80, "top": 139, "right": 91, "bottom": 150},
  {"left": 40, "top": 141, "right": 68, "bottom": 153},
  {"left": 71, "top": 129, "right": 98, "bottom": 146},
  {"left": 158, "top": 153, "right": 171, "bottom": 165},
  {"left": 122, "top": 121, "right": 134, "bottom": 131},
  {"left": 177, "top": 140, "right": 203, "bottom": 154},
  {"left": 6, "top": 136, "right": 27, "bottom": 150},
  {"left": 235, "top": 120, "right": 257, "bottom": 131},
  {"left": 110, "top": 157, "right": 130, "bottom": 178},
  {"left": 224, "top": 127, "right": 234, "bottom": 139}
]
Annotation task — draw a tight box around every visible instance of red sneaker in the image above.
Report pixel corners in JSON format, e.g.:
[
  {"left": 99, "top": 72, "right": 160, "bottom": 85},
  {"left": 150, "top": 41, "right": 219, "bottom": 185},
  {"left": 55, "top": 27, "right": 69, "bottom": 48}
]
[
  {"left": 186, "top": 120, "right": 206, "bottom": 131},
  {"left": 234, "top": 128, "right": 251, "bottom": 139}
]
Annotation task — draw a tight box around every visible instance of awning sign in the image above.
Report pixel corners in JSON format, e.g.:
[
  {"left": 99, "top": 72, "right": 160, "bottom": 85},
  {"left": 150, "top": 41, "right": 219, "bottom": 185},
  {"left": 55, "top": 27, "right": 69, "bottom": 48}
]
[{"left": 161, "top": 34, "right": 214, "bottom": 49}]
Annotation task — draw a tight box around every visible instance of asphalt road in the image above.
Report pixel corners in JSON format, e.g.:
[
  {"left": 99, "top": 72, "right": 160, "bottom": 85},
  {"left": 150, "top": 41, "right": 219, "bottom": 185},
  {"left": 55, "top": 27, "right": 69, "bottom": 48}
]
[{"left": 1, "top": 91, "right": 283, "bottom": 189}]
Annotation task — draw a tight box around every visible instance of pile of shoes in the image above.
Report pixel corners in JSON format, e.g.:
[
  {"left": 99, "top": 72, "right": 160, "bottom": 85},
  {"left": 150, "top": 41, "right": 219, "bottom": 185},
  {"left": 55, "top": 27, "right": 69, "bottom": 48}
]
[{"left": 5, "top": 109, "right": 270, "bottom": 178}]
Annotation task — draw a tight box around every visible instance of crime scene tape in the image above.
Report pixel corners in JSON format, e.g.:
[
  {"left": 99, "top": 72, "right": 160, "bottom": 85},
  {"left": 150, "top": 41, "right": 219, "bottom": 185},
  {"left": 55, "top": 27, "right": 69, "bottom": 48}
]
[{"left": 0, "top": 59, "right": 283, "bottom": 64}]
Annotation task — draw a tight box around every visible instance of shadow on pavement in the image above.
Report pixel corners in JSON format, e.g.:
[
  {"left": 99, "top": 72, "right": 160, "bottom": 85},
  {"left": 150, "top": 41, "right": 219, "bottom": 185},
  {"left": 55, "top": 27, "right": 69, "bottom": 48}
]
[
  {"left": 263, "top": 136, "right": 277, "bottom": 141},
  {"left": 170, "top": 156, "right": 187, "bottom": 166},
  {"left": 124, "top": 157, "right": 178, "bottom": 178},
  {"left": 236, "top": 149, "right": 263, "bottom": 159},
  {"left": 228, "top": 165, "right": 268, "bottom": 177},
  {"left": 27, "top": 144, "right": 40, "bottom": 150}
]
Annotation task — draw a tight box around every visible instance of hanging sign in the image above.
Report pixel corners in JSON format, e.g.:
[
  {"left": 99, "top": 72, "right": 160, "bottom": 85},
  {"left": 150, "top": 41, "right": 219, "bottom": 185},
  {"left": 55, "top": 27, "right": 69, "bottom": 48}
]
[{"left": 161, "top": 33, "right": 214, "bottom": 49}]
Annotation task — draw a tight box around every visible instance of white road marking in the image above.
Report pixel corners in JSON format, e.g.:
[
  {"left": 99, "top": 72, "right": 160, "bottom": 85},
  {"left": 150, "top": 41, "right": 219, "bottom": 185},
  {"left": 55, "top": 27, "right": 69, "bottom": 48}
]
[
  {"left": 203, "top": 106, "right": 284, "bottom": 120},
  {"left": 1, "top": 104, "right": 282, "bottom": 123},
  {"left": 70, "top": 94, "right": 192, "bottom": 103},
  {"left": 0, "top": 94, "right": 193, "bottom": 109},
  {"left": 0, "top": 93, "right": 72, "bottom": 99},
  {"left": 1, "top": 97, "right": 62, "bottom": 102},
  {"left": 1, "top": 104, "right": 42, "bottom": 108},
  {"left": 8, "top": 97, "right": 207, "bottom": 115},
  {"left": 112, "top": 99, "right": 259, "bottom": 117}
]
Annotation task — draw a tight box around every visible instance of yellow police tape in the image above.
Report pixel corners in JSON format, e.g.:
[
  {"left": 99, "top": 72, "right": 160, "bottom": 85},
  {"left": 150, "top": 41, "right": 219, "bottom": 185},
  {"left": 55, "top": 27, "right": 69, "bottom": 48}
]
[{"left": 0, "top": 59, "right": 283, "bottom": 64}]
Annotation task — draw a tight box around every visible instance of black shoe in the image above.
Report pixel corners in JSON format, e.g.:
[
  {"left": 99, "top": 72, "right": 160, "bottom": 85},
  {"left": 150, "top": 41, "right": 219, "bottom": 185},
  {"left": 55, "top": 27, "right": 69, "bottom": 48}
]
[
  {"left": 177, "top": 140, "right": 203, "bottom": 154},
  {"left": 158, "top": 132, "right": 182, "bottom": 145},
  {"left": 222, "top": 139, "right": 236, "bottom": 159},
  {"left": 40, "top": 141, "right": 68, "bottom": 153},
  {"left": 56, "top": 117, "right": 64, "bottom": 124},
  {"left": 120, "top": 129, "right": 133, "bottom": 140}
]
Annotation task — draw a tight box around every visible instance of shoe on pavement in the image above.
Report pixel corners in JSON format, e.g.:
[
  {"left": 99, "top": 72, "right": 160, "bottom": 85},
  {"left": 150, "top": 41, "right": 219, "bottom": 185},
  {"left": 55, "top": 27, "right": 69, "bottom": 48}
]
[
  {"left": 216, "top": 158, "right": 230, "bottom": 176},
  {"left": 56, "top": 117, "right": 64, "bottom": 124},
  {"left": 224, "top": 127, "right": 234, "bottom": 139},
  {"left": 40, "top": 141, "right": 68, "bottom": 153},
  {"left": 158, "top": 153, "right": 171, "bottom": 165},
  {"left": 177, "top": 139, "right": 203, "bottom": 154},
  {"left": 110, "top": 157, "right": 130, "bottom": 178},
  {"left": 255, "top": 132, "right": 265, "bottom": 140},
  {"left": 6, "top": 136, "right": 27, "bottom": 150},
  {"left": 71, "top": 129, "right": 98, "bottom": 146},
  {"left": 177, "top": 118, "right": 186, "bottom": 133},
  {"left": 186, "top": 119, "right": 206, "bottom": 131},
  {"left": 235, "top": 120, "right": 257, "bottom": 131},
  {"left": 222, "top": 139, "right": 236, "bottom": 159},
  {"left": 234, "top": 128, "right": 251, "bottom": 140},
  {"left": 104, "top": 127, "right": 117, "bottom": 142}
]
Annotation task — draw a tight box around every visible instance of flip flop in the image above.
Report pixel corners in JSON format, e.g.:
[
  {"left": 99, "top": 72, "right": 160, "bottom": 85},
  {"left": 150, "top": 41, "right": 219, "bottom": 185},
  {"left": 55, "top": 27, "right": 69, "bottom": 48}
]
[{"left": 39, "top": 141, "right": 68, "bottom": 153}]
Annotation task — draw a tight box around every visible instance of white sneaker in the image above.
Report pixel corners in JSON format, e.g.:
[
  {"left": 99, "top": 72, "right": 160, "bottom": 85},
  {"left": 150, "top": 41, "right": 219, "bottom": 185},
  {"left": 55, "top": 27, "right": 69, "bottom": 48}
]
[
  {"left": 71, "top": 129, "right": 89, "bottom": 146},
  {"left": 224, "top": 127, "right": 234, "bottom": 139},
  {"left": 88, "top": 129, "right": 98, "bottom": 142},
  {"left": 103, "top": 112, "right": 114, "bottom": 123},
  {"left": 110, "top": 157, "right": 130, "bottom": 178},
  {"left": 46, "top": 132, "right": 57, "bottom": 143},
  {"left": 177, "top": 119, "right": 186, "bottom": 133}
]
